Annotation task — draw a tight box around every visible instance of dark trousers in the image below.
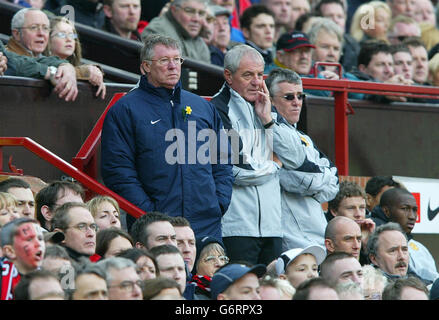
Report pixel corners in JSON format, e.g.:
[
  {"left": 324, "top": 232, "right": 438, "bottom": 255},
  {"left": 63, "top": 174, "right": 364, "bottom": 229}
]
[{"left": 222, "top": 236, "right": 282, "bottom": 266}]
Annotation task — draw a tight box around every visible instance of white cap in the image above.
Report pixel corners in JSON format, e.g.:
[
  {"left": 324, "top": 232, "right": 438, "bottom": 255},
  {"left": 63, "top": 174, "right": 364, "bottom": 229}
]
[{"left": 275, "top": 245, "right": 326, "bottom": 276}]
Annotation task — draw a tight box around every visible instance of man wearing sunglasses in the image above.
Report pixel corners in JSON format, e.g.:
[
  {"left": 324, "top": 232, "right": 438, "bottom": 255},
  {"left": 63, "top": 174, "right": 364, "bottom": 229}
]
[
  {"left": 142, "top": 0, "right": 210, "bottom": 63},
  {"left": 262, "top": 67, "right": 339, "bottom": 251}
]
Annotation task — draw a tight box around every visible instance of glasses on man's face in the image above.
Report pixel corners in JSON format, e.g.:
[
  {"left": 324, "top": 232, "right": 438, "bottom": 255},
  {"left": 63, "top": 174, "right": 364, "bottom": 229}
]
[
  {"left": 203, "top": 255, "right": 229, "bottom": 264},
  {"left": 67, "top": 222, "right": 99, "bottom": 233},
  {"left": 177, "top": 5, "right": 206, "bottom": 18},
  {"left": 276, "top": 93, "right": 306, "bottom": 101},
  {"left": 147, "top": 56, "right": 184, "bottom": 66},
  {"left": 51, "top": 32, "right": 78, "bottom": 40},
  {"left": 20, "top": 24, "right": 50, "bottom": 33},
  {"left": 109, "top": 280, "right": 144, "bottom": 292}
]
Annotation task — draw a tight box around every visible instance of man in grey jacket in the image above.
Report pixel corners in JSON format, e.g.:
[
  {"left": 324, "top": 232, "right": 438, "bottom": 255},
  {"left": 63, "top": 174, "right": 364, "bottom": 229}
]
[
  {"left": 261, "top": 68, "right": 339, "bottom": 251},
  {"left": 141, "top": 0, "right": 210, "bottom": 64},
  {"left": 211, "top": 44, "right": 282, "bottom": 265}
]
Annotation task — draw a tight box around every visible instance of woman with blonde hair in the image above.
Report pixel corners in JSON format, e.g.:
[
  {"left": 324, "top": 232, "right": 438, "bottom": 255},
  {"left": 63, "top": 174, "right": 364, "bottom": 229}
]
[
  {"left": 86, "top": 195, "right": 122, "bottom": 231},
  {"left": 0, "top": 192, "right": 19, "bottom": 227},
  {"left": 46, "top": 16, "right": 106, "bottom": 99},
  {"left": 350, "top": 1, "right": 392, "bottom": 44},
  {"left": 428, "top": 53, "right": 439, "bottom": 86}
]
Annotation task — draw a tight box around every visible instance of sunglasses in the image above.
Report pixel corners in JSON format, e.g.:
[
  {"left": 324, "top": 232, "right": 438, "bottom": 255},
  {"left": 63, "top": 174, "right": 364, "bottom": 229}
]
[{"left": 276, "top": 93, "right": 306, "bottom": 101}]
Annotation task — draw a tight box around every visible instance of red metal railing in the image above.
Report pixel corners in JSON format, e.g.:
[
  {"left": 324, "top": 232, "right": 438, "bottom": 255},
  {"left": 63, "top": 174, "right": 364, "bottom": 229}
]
[
  {"left": 70, "top": 79, "right": 439, "bottom": 178},
  {"left": 0, "top": 137, "right": 145, "bottom": 219}
]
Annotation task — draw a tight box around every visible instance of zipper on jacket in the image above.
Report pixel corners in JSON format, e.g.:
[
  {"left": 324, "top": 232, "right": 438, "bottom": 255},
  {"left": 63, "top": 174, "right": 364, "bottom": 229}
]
[{"left": 255, "top": 186, "right": 262, "bottom": 236}]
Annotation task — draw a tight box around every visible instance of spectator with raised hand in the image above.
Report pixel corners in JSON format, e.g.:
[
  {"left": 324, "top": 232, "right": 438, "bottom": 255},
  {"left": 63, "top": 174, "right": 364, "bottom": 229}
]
[
  {"left": 0, "top": 178, "right": 35, "bottom": 219},
  {"left": 95, "top": 228, "right": 134, "bottom": 259},
  {"left": 6, "top": 8, "right": 78, "bottom": 101},
  {"left": 274, "top": 245, "right": 326, "bottom": 289},
  {"left": 47, "top": 16, "right": 106, "bottom": 99},
  {"left": 97, "top": 256, "right": 143, "bottom": 300},
  {"left": 211, "top": 44, "right": 282, "bottom": 265},
  {"left": 86, "top": 195, "right": 122, "bottom": 231},
  {"left": 142, "top": 0, "right": 211, "bottom": 63},
  {"left": 1, "top": 218, "right": 45, "bottom": 300},
  {"left": 35, "top": 180, "right": 84, "bottom": 232},
  {"left": 116, "top": 248, "right": 158, "bottom": 281}
]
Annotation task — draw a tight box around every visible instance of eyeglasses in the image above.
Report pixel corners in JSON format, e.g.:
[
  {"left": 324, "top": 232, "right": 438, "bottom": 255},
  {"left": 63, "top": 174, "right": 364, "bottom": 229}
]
[
  {"left": 51, "top": 32, "right": 78, "bottom": 40},
  {"left": 147, "top": 56, "right": 184, "bottom": 66},
  {"left": 20, "top": 24, "right": 50, "bottom": 33},
  {"left": 275, "top": 93, "right": 306, "bottom": 101},
  {"left": 67, "top": 222, "right": 99, "bottom": 233},
  {"left": 109, "top": 280, "right": 144, "bottom": 292},
  {"left": 203, "top": 255, "right": 229, "bottom": 264},
  {"left": 176, "top": 5, "right": 206, "bottom": 18}
]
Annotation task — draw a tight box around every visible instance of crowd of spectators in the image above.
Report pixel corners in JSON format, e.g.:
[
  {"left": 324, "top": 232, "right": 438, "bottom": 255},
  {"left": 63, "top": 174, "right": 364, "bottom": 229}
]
[{"left": 1, "top": 0, "right": 439, "bottom": 302}]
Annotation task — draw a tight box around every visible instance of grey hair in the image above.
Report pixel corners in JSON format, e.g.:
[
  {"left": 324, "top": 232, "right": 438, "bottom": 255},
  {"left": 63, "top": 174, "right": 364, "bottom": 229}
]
[
  {"left": 224, "top": 44, "right": 264, "bottom": 73},
  {"left": 307, "top": 17, "right": 344, "bottom": 46},
  {"left": 140, "top": 34, "right": 182, "bottom": 62},
  {"left": 96, "top": 257, "right": 137, "bottom": 284},
  {"left": 11, "top": 8, "right": 44, "bottom": 31},
  {"left": 366, "top": 222, "right": 407, "bottom": 259},
  {"left": 173, "top": 0, "right": 207, "bottom": 6},
  {"left": 265, "top": 67, "right": 302, "bottom": 97},
  {"left": 335, "top": 281, "right": 364, "bottom": 300}
]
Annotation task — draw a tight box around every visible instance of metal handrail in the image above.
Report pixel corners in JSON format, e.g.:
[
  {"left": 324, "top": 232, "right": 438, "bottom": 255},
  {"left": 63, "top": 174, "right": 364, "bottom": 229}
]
[{"left": 0, "top": 137, "right": 145, "bottom": 219}]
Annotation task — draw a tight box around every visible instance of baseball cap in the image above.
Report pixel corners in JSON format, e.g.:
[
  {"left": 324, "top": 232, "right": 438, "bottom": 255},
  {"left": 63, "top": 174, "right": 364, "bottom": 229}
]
[
  {"left": 211, "top": 263, "right": 267, "bottom": 299},
  {"left": 276, "top": 31, "right": 315, "bottom": 52},
  {"left": 209, "top": 5, "right": 231, "bottom": 17},
  {"left": 275, "top": 245, "right": 326, "bottom": 276}
]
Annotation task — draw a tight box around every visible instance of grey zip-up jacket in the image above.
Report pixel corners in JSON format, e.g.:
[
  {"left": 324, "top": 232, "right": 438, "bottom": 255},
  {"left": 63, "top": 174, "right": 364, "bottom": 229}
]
[
  {"left": 273, "top": 117, "right": 339, "bottom": 250},
  {"left": 211, "top": 83, "right": 282, "bottom": 238}
]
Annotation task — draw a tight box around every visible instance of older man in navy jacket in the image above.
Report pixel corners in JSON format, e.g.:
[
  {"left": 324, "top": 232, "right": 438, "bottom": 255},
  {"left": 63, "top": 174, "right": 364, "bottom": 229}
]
[{"left": 101, "top": 34, "right": 233, "bottom": 242}]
